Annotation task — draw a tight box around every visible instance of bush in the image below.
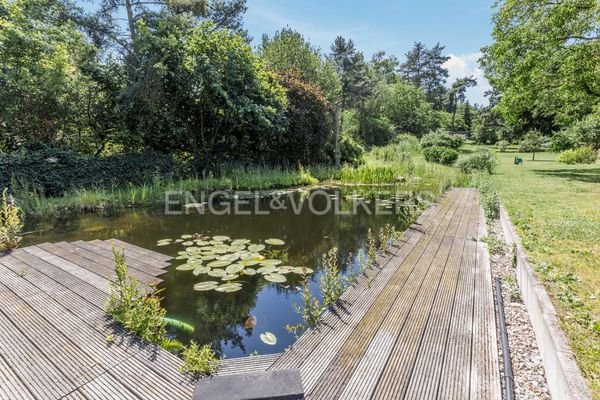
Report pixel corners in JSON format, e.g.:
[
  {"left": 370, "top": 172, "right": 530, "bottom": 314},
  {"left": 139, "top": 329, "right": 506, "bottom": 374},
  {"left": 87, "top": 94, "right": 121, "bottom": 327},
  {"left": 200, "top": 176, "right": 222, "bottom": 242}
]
[
  {"left": 423, "top": 146, "right": 459, "bottom": 165},
  {"left": 550, "top": 130, "right": 578, "bottom": 152},
  {"left": 420, "top": 131, "right": 464, "bottom": 150},
  {"left": 496, "top": 140, "right": 509, "bottom": 152},
  {"left": 180, "top": 342, "right": 219, "bottom": 376},
  {"left": 390, "top": 133, "right": 421, "bottom": 152},
  {"left": 106, "top": 248, "right": 167, "bottom": 344},
  {"left": 456, "top": 149, "right": 497, "bottom": 174},
  {"left": 519, "top": 130, "right": 546, "bottom": 160},
  {"left": 0, "top": 149, "right": 184, "bottom": 196},
  {"left": 339, "top": 134, "right": 366, "bottom": 166},
  {"left": 566, "top": 113, "right": 600, "bottom": 150},
  {"left": 0, "top": 189, "right": 23, "bottom": 252},
  {"left": 558, "top": 147, "right": 598, "bottom": 164}
]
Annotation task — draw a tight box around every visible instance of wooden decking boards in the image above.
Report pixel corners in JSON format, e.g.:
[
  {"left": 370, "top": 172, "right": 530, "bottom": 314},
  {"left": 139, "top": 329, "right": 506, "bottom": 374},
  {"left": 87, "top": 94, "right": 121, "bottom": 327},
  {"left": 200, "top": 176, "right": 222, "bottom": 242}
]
[
  {"left": 268, "top": 188, "right": 501, "bottom": 400},
  {"left": 0, "top": 188, "right": 500, "bottom": 400}
]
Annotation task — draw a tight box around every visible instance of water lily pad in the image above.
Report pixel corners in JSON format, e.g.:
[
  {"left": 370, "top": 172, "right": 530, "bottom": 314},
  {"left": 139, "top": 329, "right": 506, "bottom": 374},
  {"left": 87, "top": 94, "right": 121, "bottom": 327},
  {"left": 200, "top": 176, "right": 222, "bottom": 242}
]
[
  {"left": 208, "top": 269, "right": 227, "bottom": 278},
  {"left": 227, "top": 245, "right": 246, "bottom": 253},
  {"left": 157, "top": 242, "right": 171, "bottom": 247},
  {"left": 210, "top": 240, "right": 224, "bottom": 245},
  {"left": 208, "top": 260, "right": 231, "bottom": 268},
  {"left": 240, "top": 252, "right": 261, "bottom": 261},
  {"left": 260, "top": 332, "right": 277, "bottom": 345},
  {"left": 221, "top": 274, "right": 239, "bottom": 281},
  {"left": 292, "top": 267, "right": 314, "bottom": 275},
  {"left": 225, "top": 264, "right": 244, "bottom": 274},
  {"left": 248, "top": 244, "right": 266, "bottom": 253},
  {"left": 240, "top": 259, "right": 260, "bottom": 267},
  {"left": 231, "top": 239, "right": 251, "bottom": 246},
  {"left": 175, "top": 239, "right": 184, "bottom": 243},
  {"left": 242, "top": 268, "right": 256, "bottom": 276},
  {"left": 277, "top": 266, "right": 294, "bottom": 274},
  {"left": 193, "top": 266, "right": 210, "bottom": 276},
  {"left": 264, "top": 273, "right": 287, "bottom": 283},
  {"left": 175, "top": 255, "right": 188, "bottom": 260},
  {"left": 215, "top": 283, "right": 243, "bottom": 293},
  {"left": 182, "top": 241, "right": 194, "bottom": 246},
  {"left": 181, "top": 234, "right": 193, "bottom": 239},
  {"left": 257, "top": 266, "right": 277, "bottom": 275},
  {"left": 213, "top": 235, "right": 231, "bottom": 242},
  {"left": 176, "top": 264, "right": 196, "bottom": 271},
  {"left": 201, "top": 255, "right": 217, "bottom": 261},
  {"left": 265, "top": 238, "right": 285, "bottom": 246},
  {"left": 260, "top": 259, "right": 282, "bottom": 266},
  {"left": 193, "top": 281, "right": 219, "bottom": 291},
  {"left": 195, "top": 240, "right": 210, "bottom": 246}
]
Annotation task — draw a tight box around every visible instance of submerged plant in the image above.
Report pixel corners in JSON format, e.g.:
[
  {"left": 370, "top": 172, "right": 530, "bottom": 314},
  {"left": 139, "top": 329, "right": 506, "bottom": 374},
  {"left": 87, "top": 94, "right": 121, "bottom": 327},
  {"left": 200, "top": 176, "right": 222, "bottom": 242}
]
[
  {"left": 180, "top": 342, "right": 220, "bottom": 376},
  {"left": 0, "top": 188, "right": 23, "bottom": 252}
]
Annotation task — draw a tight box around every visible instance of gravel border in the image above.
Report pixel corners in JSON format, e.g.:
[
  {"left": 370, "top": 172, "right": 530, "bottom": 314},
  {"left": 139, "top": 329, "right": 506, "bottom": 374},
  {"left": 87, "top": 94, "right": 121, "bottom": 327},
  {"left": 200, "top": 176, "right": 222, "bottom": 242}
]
[{"left": 487, "top": 218, "right": 552, "bottom": 399}]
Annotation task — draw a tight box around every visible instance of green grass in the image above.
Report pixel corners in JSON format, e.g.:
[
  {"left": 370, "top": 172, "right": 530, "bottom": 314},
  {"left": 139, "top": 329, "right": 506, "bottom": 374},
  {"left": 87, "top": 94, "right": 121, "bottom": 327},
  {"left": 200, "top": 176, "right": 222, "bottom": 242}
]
[
  {"left": 14, "top": 145, "right": 468, "bottom": 219},
  {"left": 467, "top": 143, "right": 600, "bottom": 396}
]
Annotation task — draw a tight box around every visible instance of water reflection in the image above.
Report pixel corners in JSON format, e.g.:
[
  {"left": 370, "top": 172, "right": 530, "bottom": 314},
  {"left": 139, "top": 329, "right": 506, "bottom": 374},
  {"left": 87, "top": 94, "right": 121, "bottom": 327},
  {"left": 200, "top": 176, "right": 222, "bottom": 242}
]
[{"left": 22, "top": 187, "right": 428, "bottom": 358}]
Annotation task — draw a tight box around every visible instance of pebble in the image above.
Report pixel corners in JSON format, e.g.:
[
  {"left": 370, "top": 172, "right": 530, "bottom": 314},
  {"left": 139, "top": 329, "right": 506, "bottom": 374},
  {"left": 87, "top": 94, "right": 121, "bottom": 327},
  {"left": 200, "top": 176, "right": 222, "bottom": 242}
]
[{"left": 488, "top": 220, "right": 552, "bottom": 399}]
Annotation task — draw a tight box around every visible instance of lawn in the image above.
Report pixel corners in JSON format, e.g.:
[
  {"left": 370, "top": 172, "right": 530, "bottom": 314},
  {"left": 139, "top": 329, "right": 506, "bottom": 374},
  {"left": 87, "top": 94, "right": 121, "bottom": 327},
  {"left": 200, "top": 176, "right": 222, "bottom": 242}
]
[{"left": 467, "top": 144, "right": 600, "bottom": 396}]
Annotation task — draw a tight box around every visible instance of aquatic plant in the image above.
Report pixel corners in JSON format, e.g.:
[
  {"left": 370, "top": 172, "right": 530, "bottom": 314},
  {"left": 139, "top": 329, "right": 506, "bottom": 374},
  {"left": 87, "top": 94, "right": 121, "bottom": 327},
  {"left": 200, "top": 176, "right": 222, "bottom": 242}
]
[
  {"left": 106, "top": 248, "right": 167, "bottom": 343},
  {"left": 165, "top": 234, "right": 312, "bottom": 294},
  {"left": 289, "top": 274, "right": 323, "bottom": 333},
  {"left": 180, "top": 342, "right": 220, "bottom": 376},
  {"left": 366, "top": 228, "right": 378, "bottom": 267},
  {"left": 320, "top": 248, "right": 344, "bottom": 307},
  {"left": 0, "top": 188, "right": 23, "bottom": 252}
]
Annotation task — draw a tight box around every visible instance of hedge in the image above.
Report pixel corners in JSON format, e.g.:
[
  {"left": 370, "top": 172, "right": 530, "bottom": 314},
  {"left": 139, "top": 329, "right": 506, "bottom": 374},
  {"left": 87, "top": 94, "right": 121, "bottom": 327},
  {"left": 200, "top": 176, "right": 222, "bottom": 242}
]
[{"left": 0, "top": 149, "right": 185, "bottom": 196}]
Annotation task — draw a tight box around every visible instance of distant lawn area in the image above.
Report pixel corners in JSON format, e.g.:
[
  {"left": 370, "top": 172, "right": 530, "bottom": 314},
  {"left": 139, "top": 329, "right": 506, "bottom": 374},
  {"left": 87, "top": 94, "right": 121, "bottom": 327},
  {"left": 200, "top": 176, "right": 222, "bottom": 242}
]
[{"left": 466, "top": 144, "right": 600, "bottom": 396}]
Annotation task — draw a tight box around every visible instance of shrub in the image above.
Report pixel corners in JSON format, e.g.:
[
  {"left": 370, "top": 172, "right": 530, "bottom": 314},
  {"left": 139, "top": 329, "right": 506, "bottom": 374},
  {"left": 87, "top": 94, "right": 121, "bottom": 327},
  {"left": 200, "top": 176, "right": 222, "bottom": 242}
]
[
  {"left": 474, "top": 176, "right": 500, "bottom": 221},
  {"left": 180, "top": 342, "right": 219, "bottom": 376},
  {"left": 0, "top": 189, "right": 23, "bottom": 252},
  {"left": 0, "top": 149, "right": 183, "bottom": 196},
  {"left": 558, "top": 147, "right": 598, "bottom": 164},
  {"left": 106, "top": 248, "right": 167, "bottom": 344},
  {"left": 320, "top": 248, "right": 344, "bottom": 307},
  {"left": 338, "top": 133, "right": 365, "bottom": 166},
  {"left": 496, "top": 140, "right": 509, "bottom": 152},
  {"left": 567, "top": 112, "right": 600, "bottom": 150},
  {"left": 420, "top": 131, "right": 464, "bottom": 150},
  {"left": 390, "top": 133, "right": 421, "bottom": 152},
  {"left": 550, "top": 130, "right": 578, "bottom": 152},
  {"left": 423, "top": 146, "right": 459, "bottom": 165},
  {"left": 456, "top": 149, "right": 497, "bottom": 174}
]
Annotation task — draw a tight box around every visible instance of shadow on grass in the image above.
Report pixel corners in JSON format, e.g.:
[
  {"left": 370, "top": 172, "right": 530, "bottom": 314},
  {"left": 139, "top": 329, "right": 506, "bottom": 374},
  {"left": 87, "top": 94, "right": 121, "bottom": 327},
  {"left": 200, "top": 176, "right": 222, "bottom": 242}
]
[{"left": 533, "top": 167, "right": 600, "bottom": 184}]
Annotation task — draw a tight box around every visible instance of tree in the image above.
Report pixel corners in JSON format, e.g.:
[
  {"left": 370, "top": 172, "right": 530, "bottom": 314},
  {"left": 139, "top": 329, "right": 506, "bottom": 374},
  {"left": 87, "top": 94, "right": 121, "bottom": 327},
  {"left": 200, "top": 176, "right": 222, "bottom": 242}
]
[
  {"left": 369, "top": 51, "right": 399, "bottom": 84},
  {"left": 481, "top": 0, "right": 600, "bottom": 130},
  {"left": 0, "top": 0, "right": 104, "bottom": 152},
  {"left": 400, "top": 42, "right": 450, "bottom": 109},
  {"left": 463, "top": 101, "right": 473, "bottom": 133},
  {"left": 446, "top": 76, "right": 477, "bottom": 132},
  {"left": 329, "top": 36, "right": 371, "bottom": 166},
  {"left": 519, "top": 130, "right": 545, "bottom": 160},
  {"left": 126, "top": 20, "right": 287, "bottom": 171},
  {"left": 275, "top": 72, "right": 331, "bottom": 165}
]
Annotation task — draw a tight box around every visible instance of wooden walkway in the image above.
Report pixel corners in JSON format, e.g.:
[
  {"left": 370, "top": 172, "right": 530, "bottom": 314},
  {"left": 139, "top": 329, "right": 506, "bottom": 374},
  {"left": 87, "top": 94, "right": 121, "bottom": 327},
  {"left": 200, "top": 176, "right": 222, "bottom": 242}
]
[
  {"left": 0, "top": 188, "right": 500, "bottom": 399},
  {"left": 269, "top": 188, "right": 501, "bottom": 399}
]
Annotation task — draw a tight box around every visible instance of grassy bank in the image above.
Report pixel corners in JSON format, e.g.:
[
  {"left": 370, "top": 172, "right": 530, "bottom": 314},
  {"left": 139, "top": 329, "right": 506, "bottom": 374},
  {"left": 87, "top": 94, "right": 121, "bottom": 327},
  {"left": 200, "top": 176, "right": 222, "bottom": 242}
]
[
  {"left": 14, "top": 145, "right": 468, "bottom": 218},
  {"left": 467, "top": 143, "right": 600, "bottom": 396}
]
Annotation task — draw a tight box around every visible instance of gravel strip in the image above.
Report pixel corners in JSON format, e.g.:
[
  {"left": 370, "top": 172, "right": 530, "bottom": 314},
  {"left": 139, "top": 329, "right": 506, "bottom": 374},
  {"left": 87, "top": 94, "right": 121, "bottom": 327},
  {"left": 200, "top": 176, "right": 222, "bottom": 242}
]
[{"left": 487, "top": 218, "right": 551, "bottom": 399}]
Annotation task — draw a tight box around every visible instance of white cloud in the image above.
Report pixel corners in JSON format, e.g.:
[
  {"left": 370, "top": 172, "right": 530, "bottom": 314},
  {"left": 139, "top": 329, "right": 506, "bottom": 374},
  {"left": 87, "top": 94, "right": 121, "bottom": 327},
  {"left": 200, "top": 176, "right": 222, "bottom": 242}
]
[{"left": 443, "top": 52, "right": 491, "bottom": 106}]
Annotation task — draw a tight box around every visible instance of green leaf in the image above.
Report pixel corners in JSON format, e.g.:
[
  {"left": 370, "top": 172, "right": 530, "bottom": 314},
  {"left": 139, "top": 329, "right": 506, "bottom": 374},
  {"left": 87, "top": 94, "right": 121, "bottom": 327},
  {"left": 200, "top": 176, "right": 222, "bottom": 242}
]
[
  {"left": 260, "top": 332, "right": 277, "bottom": 345},
  {"left": 265, "top": 238, "right": 285, "bottom": 246}
]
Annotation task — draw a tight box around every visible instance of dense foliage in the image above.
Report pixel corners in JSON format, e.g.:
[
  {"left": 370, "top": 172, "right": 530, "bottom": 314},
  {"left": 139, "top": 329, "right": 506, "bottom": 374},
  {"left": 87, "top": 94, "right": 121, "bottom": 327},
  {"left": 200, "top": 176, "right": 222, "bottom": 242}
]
[
  {"left": 456, "top": 149, "right": 497, "bottom": 174},
  {"left": 558, "top": 147, "right": 598, "bottom": 165},
  {"left": 0, "top": 149, "right": 181, "bottom": 196},
  {"left": 420, "top": 131, "right": 464, "bottom": 150},
  {"left": 423, "top": 146, "right": 459, "bottom": 165},
  {"left": 481, "top": 0, "right": 599, "bottom": 135},
  {"left": 0, "top": 189, "right": 23, "bottom": 252}
]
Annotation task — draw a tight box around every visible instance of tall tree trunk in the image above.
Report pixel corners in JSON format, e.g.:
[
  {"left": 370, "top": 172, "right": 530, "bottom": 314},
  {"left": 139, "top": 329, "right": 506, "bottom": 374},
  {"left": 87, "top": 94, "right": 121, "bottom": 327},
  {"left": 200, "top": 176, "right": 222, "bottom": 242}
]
[
  {"left": 124, "top": 0, "right": 136, "bottom": 44},
  {"left": 332, "top": 102, "right": 342, "bottom": 168}
]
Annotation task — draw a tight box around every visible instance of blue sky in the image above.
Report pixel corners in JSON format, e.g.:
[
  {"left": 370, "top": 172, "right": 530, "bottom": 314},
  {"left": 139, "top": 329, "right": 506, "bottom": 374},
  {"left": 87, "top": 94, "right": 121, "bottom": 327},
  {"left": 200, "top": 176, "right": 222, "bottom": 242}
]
[{"left": 244, "top": 0, "right": 495, "bottom": 105}]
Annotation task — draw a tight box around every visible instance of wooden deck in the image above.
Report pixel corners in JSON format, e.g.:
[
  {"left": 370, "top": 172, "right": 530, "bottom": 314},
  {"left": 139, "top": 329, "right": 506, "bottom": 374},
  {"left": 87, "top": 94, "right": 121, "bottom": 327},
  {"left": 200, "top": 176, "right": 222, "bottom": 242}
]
[
  {"left": 269, "top": 188, "right": 501, "bottom": 399},
  {"left": 0, "top": 188, "right": 500, "bottom": 400}
]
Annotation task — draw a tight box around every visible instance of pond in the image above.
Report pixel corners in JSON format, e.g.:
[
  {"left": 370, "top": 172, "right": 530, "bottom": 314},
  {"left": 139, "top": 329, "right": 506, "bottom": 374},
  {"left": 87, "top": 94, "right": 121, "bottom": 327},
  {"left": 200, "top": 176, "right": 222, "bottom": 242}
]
[{"left": 22, "top": 187, "right": 428, "bottom": 358}]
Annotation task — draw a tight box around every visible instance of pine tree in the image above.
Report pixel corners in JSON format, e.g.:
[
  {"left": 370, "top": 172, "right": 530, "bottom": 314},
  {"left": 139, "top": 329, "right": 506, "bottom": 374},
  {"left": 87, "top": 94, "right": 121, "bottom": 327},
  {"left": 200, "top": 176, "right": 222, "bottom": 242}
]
[{"left": 463, "top": 101, "right": 473, "bottom": 132}]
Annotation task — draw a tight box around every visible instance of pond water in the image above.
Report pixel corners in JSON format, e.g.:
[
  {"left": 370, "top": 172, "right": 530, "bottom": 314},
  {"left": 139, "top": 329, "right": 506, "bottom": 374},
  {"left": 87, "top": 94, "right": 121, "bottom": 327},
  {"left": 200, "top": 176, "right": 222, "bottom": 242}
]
[{"left": 22, "top": 187, "right": 427, "bottom": 358}]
